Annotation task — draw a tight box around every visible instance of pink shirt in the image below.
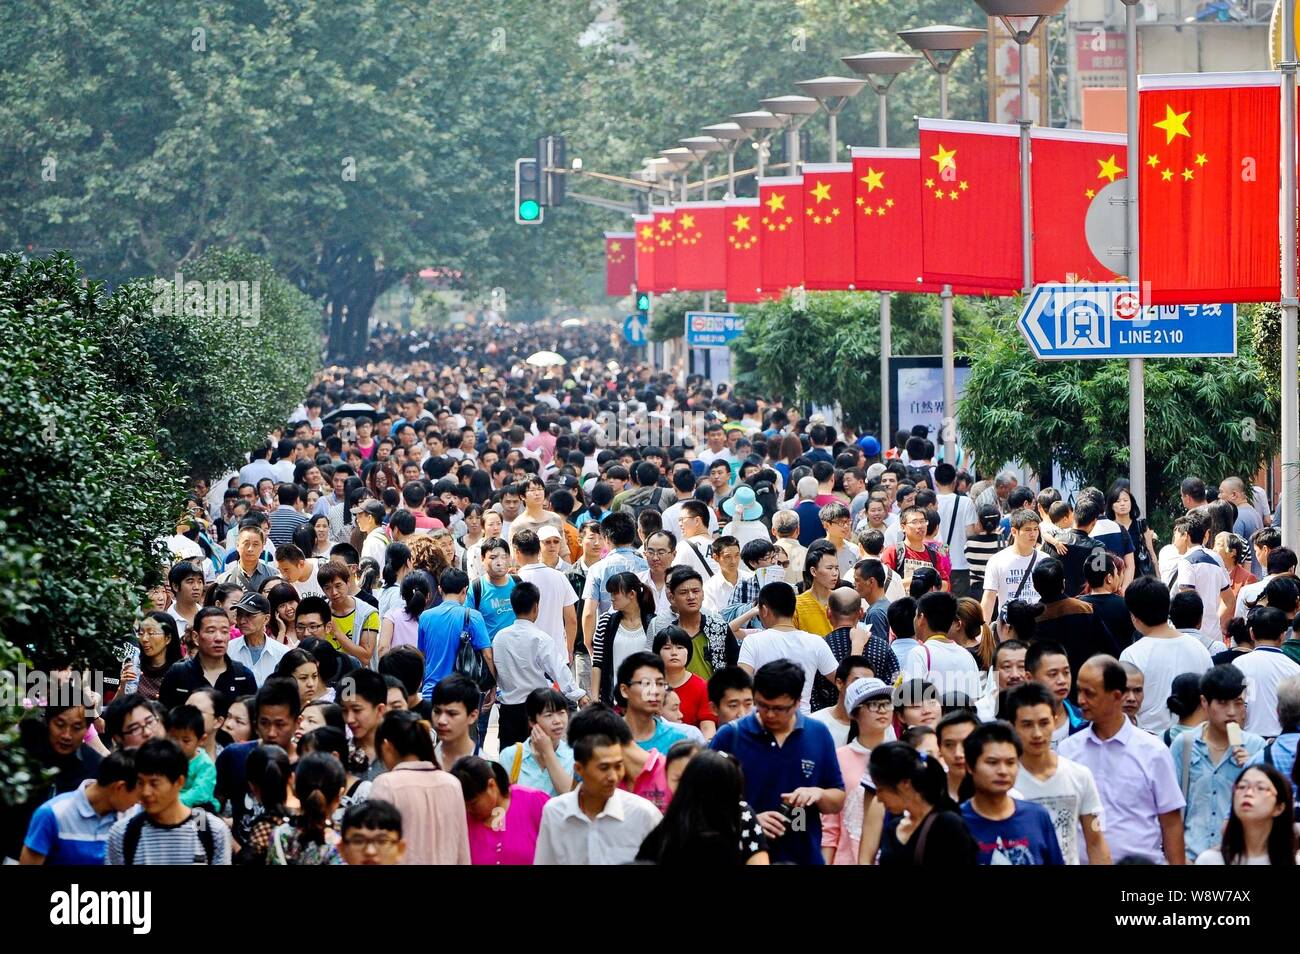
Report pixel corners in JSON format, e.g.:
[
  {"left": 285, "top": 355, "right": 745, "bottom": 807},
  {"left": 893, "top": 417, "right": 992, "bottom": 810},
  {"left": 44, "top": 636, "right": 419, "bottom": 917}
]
[
  {"left": 822, "top": 742, "right": 870, "bottom": 865},
  {"left": 370, "top": 762, "right": 471, "bottom": 865},
  {"left": 465, "top": 786, "right": 549, "bottom": 865},
  {"left": 622, "top": 750, "right": 671, "bottom": 812}
]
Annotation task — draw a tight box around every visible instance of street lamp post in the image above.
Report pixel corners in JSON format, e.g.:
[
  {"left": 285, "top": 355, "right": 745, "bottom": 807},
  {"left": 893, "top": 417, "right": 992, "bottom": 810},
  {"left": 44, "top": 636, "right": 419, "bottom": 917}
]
[
  {"left": 843, "top": 50, "right": 921, "bottom": 449},
  {"left": 1281, "top": 0, "right": 1299, "bottom": 547},
  {"left": 794, "top": 76, "right": 867, "bottom": 161},
  {"left": 702, "top": 122, "right": 753, "bottom": 199},
  {"left": 899, "top": 23, "right": 986, "bottom": 465},
  {"left": 759, "top": 94, "right": 820, "bottom": 174},
  {"left": 658, "top": 147, "right": 695, "bottom": 202},
  {"left": 731, "top": 109, "right": 786, "bottom": 179},
  {"left": 680, "top": 136, "right": 723, "bottom": 200}
]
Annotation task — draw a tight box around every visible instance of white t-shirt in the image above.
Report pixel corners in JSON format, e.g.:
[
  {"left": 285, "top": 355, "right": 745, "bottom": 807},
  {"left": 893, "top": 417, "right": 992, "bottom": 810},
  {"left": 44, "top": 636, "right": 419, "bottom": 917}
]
[
  {"left": 1234, "top": 574, "right": 1274, "bottom": 621},
  {"left": 612, "top": 621, "right": 648, "bottom": 679},
  {"left": 982, "top": 547, "right": 1043, "bottom": 608},
  {"left": 674, "top": 536, "right": 720, "bottom": 579},
  {"left": 695, "top": 447, "right": 737, "bottom": 469},
  {"left": 703, "top": 574, "right": 739, "bottom": 615},
  {"left": 1119, "top": 633, "right": 1214, "bottom": 733},
  {"left": 737, "top": 627, "right": 838, "bottom": 713},
  {"left": 1233, "top": 646, "right": 1300, "bottom": 736},
  {"left": 660, "top": 501, "right": 719, "bottom": 541},
  {"left": 517, "top": 562, "right": 578, "bottom": 660},
  {"left": 1173, "top": 547, "right": 1231, "bottom": 645},
  {"left": 902, "top": 639, "right": 980, "bottom": 699},
  {"left": 1157, "top": 544, "right": 1184, "bottom": 582},
  {"left": 936, "top": 493, "right": 978, "bottom": 570},
  {"left": 809, "top": 706, "right": 853, "bottom": 747},
  {"left": 290, "top": 559, "right": 325, "bottom": 600},
  {"left": 1014, "top": 756, "right": 1105, "bottom": 866}
]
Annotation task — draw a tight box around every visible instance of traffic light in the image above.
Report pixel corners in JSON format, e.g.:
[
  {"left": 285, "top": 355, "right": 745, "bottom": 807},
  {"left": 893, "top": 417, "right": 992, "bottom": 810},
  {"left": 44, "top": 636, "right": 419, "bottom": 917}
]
[
  {"left": 514, "top": 158, "right": 543, "bottom": 224},
  {"left": 536, "top": 134, "right": 566, "bottom": 207},
  {"left": 635, "top": 290, "right": 651, "bottom": 315}
]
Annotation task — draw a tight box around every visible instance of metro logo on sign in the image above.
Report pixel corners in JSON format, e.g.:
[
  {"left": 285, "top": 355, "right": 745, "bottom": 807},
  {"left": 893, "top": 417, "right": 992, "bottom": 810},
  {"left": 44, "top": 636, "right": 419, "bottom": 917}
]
[{"left": 1018, "top": 283, "right": 1236, "bottom": 360}]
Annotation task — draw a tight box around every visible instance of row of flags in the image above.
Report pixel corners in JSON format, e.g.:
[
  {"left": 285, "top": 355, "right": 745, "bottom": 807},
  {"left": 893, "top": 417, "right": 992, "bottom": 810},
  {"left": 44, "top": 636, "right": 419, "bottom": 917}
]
[{"left": 606, "top": 70, "right": 1282, "bottom": 308}]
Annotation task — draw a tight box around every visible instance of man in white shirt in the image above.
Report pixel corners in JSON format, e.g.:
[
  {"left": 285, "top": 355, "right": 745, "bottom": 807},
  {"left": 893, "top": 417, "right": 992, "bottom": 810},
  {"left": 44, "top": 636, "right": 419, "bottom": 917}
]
[
  {"left": 673, "top": 500, "right": 719, "bottom": 579},
  {"left": 227, "top": 593, "right": 290, "bottom": 686},
  {"left": 981, "top": 508, "right": 1044, "bottom": 630},
  {"left": 355, "top": 501, "right": 389, "bottom": 569},
  {"left": 512, "top": 529, "right": 578, "bottom": 663},
  {"left": 237, "top": 444, "right": 277, "bottom": 489},
  {"left": 1232, "top": 604, "right": 1300, "bottom": 736},
  {"left": 902, "top": 591, "right": 979, "bottom": 700},
  {"left": 694, "top": 422, "right": 737, "bottom": 469},
  {"left": 491, "top": 582, "right": 587, "bottom": 748},
  {"left": 703, "top": 536, "right": 742, "bottom": 614},
  {"left": 1118, "top": 577, "right": 1213, "bottom": 733},
  {"left": 737, "top": 582, "right": 837, "bottom": 713},
  {"left": 535, "top": 707, "right": 662, "bottom": 865},
  {"left": 934, "top": 463, "right": 981, "bottom": 598},
  {"left": 1171, "top": 511, "right": 1231, "bottom": 647},
  {"left": 660, "top": 470, "right": 719, "bottom": 540}
]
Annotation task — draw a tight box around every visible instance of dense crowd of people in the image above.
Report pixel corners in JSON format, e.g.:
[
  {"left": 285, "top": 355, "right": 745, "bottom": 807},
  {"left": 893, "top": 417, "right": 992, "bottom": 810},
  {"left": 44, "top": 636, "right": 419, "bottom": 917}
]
[{"left": 6, "top": 316, "right": 1300, "bottom": 867}]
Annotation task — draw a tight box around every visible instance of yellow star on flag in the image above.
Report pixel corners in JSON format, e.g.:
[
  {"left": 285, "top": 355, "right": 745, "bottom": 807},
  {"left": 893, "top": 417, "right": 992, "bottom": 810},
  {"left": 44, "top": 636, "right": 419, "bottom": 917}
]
[
  {"left": 1153, "top": 104, "right": 1191, "bottom": 145},
  {"left": 1195, "top": 153, "right": 1208, "bottom": 167},
  {"left": 1097, "top": 155, "right": 1124, "bottom": 182},
  {"left": 925, "top": 178, "right": 935, "bottom": 189},
  {"left": 863, "top": 207, "right": 874, "bottom": 216},
  {"left": 811, "top": 181, "right": 832, "bottom": 203},
  {"left": 610, "top": 240, "right": 621, "bottom": 252},
  {"left": 885, "top": 198, "right": 894, "bottom": 208},
  {"left": 1085, "top": 188, "right": 1095, "bottom": 199},
  {"left": 948, "top": 190, "right": 958, "bottom": 200},
  {"left": 640, "top": 226, "right": 654, "bottom": 239},
  {"left": 934, "top": 189, "right": 945, "bottom": 199},
  {"left": 1146, "top": 154, "right": 1161, "bottom": 168},
  {"left": 1161, "top": 168, "right": 1174, "bottom": 182},
  {"left": 732, "top": 214, "right": 750, "bottom": 232},
  {"left": 1181, "top": 168, "right": 1194, "bottom": 181},
  {"left": 855, "top": 196, "right": 864, "bottom": 206},
  {"left": 876, "top": 206, "right": 885, "bottom": 215},
  {"left": 764, "top": 193, "right": 785, "bottom": 213},
  {"left": 861, "top": 167, "right": 885, "bottom": 192},
  {"left": 678, "top": 213, "right": 695, "bottom": 229},
  {"left": 658, "top": 218, "right": 673, "bottom": 231},
  {"left": 959, "top": 181, "right": 969, "bottom": 191},
  {"left": 930, "top": 143, "right": 957, "bottom": 173}
]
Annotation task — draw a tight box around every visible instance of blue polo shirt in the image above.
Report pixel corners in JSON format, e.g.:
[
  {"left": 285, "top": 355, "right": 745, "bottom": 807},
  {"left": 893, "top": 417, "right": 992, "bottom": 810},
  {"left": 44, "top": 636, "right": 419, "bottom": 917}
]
[
  {"left": 24, "top": 781, "right": 131, "bottom": 865},
  {"left": 709, "top": 712, "right": 844, "bottom": 865},
  {"left": 418, "top": 600, "right": 489, "bottom": 699}
]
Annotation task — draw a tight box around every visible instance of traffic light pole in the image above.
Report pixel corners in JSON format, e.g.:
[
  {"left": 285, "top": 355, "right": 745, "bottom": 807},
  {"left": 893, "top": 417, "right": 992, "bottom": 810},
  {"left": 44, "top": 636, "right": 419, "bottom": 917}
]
[
  {"left": 1123, "top": 0, "right": 1147, "bottom": 518},
  {"left": 1282, "top": 0, "right": 1299, "bottom": 548}
]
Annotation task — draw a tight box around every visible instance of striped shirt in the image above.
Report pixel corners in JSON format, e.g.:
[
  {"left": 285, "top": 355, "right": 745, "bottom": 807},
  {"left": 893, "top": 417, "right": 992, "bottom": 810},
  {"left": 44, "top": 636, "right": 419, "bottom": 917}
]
[
  {"left": 106, "top": 810, "right": 232, "bottom": 865},
  {"left": 268, "top": 506, "right": 310, "bottom": 546},
  {"left": 23, "top": 782, "right": 129, "bottom": 865}
]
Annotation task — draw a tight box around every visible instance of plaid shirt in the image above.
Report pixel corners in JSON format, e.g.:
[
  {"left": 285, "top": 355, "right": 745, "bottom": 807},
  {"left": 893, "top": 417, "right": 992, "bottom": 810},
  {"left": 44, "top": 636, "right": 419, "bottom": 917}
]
[{"left": 646, "top": 611, "right": 736, "bottom": 673}]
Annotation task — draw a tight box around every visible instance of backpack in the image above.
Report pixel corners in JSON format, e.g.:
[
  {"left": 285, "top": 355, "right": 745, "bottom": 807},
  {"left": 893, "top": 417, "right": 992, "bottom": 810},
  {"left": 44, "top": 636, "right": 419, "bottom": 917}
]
[
  {"left": 123, "top": 810, "right": 216, "bottom": 865},
  {"left": 624, "top": 486, "right": 666, "bottom": 522},
  {"left": 454, "top": 607, "right": 496, "bottom": 692},
  {"left": 469, "top": 574, "right": 521, "bottom": 611}
]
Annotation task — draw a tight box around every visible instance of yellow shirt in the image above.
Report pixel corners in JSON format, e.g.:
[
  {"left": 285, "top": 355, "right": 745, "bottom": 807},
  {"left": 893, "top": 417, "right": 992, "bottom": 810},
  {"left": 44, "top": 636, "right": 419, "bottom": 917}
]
[{"left": 793, "top": 589, "right": 833, "bottom": 638}]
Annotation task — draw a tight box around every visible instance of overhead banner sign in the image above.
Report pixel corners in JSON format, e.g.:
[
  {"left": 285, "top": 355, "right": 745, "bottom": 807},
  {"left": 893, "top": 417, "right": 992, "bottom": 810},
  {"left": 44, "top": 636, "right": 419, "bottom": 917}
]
[{"left": 1018, "top": 283, "right": 1236, "bottom": 360}]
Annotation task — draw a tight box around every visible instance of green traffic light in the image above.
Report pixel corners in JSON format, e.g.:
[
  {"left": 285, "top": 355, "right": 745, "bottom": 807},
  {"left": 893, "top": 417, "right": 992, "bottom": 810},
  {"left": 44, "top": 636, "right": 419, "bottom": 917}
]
[
  {"left": 635, "top": 292, "right": 650, "bottom": 311},
  {"left": 518, "top": 199, "right": 541, "bottom": 221}
]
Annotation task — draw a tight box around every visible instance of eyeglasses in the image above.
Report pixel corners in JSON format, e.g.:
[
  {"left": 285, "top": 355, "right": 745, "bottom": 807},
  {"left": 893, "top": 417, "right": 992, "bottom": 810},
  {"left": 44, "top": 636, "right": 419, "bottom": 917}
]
[
  {"left": 755, "top": 700, "right": 796, "bottom": 714},
  {"left": 343, "top": 834, "right": 401, "bottom": 850},
  {"left": 1235, "top": 780, "right": 1277, "bottom": 797},
  {"left": 627, "top": 679, "right": 668, "bottom": 691},
  {"left": 644, "top": 548, "right": 672, "bottom": 558},
  {"left": 122, "top": 715, "right": 159, "bottom": 740},
  {"left": 863, "top": 700, "right": 893, "bottom": 713}
]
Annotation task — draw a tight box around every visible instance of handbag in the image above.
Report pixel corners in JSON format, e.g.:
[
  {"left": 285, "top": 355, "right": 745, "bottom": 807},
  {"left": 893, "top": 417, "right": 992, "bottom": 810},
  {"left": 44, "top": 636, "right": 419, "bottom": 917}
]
[{"left": 454, "top": 608, "right": 496, "bottom": 692}]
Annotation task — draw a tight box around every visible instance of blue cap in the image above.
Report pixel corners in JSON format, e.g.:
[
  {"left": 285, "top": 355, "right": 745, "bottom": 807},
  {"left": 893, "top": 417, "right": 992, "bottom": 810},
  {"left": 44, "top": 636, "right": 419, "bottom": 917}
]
[{"left": 857, "top": 435, "right": 881, "bottom": 457}]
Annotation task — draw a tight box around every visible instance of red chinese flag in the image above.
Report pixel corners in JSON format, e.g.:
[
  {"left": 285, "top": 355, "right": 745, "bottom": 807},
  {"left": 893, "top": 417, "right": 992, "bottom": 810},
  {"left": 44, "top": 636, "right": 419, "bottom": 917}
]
[
  {"left": 801, "top": 164, "right": 855, "bottom": 290},
  {"left": 757, "top": 176, "right": 804, "bottom": 295},
  {"left": 633, "top": 215, "right": 656, "bottom": 295},
  {"left": 724, "top": 198, "right": 762, "bottom": 304},
  {"left": 852, "top": 147, "right": 928, "bottom": 292},
  {"left": 674, "top": 202, "right": 727, "bottom": 291},
  {"left": 604, "top": 231, "right": 635, "bottom": 297},
  {"left": 1138, "top": 71, "right": 1280, "bottom": 304},
  {"left": 1031, "top": 129, "right": 1127, "bottom": 284},
  {"left": 919, "top": 118, "right": 1022, "bottom": 292},
  {"left": 652, "top": 208, "right": 677, "bottom": 293}
]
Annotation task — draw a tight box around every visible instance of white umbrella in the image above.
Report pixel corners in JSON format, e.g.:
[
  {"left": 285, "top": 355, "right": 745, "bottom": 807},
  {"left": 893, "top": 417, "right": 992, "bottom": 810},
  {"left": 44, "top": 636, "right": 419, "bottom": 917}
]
[
  {"left": 560, "top": 317, "right": 583, "bottom": 327},
  {"left": 525, "top": 350, "right": 567, "bottom": 367}
]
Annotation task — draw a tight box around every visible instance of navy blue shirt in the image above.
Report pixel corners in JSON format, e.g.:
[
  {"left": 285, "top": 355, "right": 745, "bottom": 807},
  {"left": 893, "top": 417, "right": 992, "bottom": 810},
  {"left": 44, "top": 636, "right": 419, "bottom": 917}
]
[
  {"left": 709, "top": 712, "right": 844, "bottom": 865},
  {"left": 960, "top": 799, "right": 1064, "bottom": 865}
]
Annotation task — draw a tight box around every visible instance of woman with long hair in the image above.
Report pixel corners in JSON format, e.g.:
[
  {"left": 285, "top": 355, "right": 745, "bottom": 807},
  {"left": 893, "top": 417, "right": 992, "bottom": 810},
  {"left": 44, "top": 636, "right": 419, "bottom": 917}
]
[
  {"left": 1214, "top": 532, "right": 1256, "bottom": 626},
  {"left": 1196, "top": 764, "right": 1298, "bottom": 865},
  {"left": 369, "top": 710, "right": 471, "bottom": 865},
  {"left": 307, "top": 514, "right": 333, "bottom": 558},
  {"left": 954, "top": 597, "right": 995, "bottom": 670},
  {"left": 275, "top": 648, "right": 329, "bottom": 709},
  {"left": 794, "top": 541, "right": 839, "bottom": 638},
  {"left": 775, "top": 433, "right": 805, "bottom": 491},
  {"left": 590, "top": 572, "right": 656, "bottom": 707},
  {"left": 377, "top": 541, "right": 413, "bottom": 621},
  {"left": 120, "top": 611, "right": 184, "bottom": 700},
  {"left": 234, "top": 744, "right": 295, "bottom": 864},
  {"left": 267, "top": 582, "right": 300, "bottom": 646},
  {"left": 449, "top": 755, "right": 549, "bottom": 865},
  {"left": 636, "top": 750, "right": 770, "bottom": 865},
  {"left": 467, "top": 468, "right": 493, "bottom": 506},
  {"left": 459, "top": 505, "right": 485, "bottom": 567},
  {"left": 269, "top": 752, "right": 347, "bottom": 865},
  {"left": 1106, "top": 480, "right": 1158, "bottom": 579},
  {"left": 868, "top": 741, "right": 978, "bottom": 866},
  {"left": 376, "top": 572, "right": 432, "bottom": 661}
]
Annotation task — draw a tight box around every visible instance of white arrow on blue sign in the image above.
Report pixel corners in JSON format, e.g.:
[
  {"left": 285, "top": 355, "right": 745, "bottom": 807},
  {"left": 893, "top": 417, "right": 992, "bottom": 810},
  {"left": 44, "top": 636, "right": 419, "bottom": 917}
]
[
  {"left": 1017, "top": 284, "right": 1236, "bottom": 360},
  {"left": 623, "top": 314, "right": 648, "bottom": 346}
]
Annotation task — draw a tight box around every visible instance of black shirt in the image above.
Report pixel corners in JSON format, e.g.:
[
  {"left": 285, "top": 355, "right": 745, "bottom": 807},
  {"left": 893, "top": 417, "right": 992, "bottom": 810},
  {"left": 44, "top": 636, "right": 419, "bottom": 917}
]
[
  {"left": 1079, "top": 593, "right": 1136, "bottom": 648},
  {"left": 159, "top": 656, "right": 258, "bottom": 711},
  {"left": 878, "top": 809, "right": 978, "bottom": 867},
  {"left": 1212, "top": 647, "right": 1251, "bottom": 667}
]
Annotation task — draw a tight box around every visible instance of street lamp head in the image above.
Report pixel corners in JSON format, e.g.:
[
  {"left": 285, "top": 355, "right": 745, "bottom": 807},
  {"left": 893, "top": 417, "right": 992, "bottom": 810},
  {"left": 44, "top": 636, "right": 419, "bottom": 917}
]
[
  {"left": 974, "top": 0, "right": 1068, "bottom": 44},
  {"left": 841, "top": 51, "right": 922, "bottom": 95},
  {"left": 657, "top": 147, "right": 695, "bottom": 170},
  {"left": 701, "top": 122, "right": 752, "bottom": 142},
  {"left": 794, "top": 75, "right": 869, "bottom": 102},
  {"left": 730, "top": 110, "right": 786, "bottom": 130},
  {"left": 759, "top": 94, "right": 821, "bottom": 117},
  {"left": 679, "top": 136, "right": 724, "bottom": 157},
  {"left": 898, "top": 24, "right": 987, "bottom": 73}
]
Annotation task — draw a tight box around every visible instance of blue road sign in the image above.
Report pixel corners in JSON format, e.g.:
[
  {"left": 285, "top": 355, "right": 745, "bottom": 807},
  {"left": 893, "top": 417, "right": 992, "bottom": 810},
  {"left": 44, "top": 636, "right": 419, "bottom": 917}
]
[
  {"left": 684, "top": 311, "right": 746, "bottom": 347},
  {"left": 623, "top": 313, "right": 648, "bottom": 346},
  {"left": 1017, "top": 284, "right": 1236, "bottom": 360}
]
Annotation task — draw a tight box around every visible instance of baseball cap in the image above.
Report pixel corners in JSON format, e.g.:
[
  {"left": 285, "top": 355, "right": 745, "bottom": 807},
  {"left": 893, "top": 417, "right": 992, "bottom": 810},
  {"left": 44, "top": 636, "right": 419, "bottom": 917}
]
[
  {"left": 844, "top": 677, "right": 893, "bottom": 713},
  {"left": 537, "top": 525, "right": 563, "bottom": 541},
  {"left": 354, "top": 500, "right": 386, "bottom": 521},
  {"left": 233, "top": 593, "right": 271, "bottom": 615},
  {"left": 865, "top": 463, "right": 887, "bottom": 481},
  {"left": 857, "top": 435, "right": 882, "bottom": 458}
]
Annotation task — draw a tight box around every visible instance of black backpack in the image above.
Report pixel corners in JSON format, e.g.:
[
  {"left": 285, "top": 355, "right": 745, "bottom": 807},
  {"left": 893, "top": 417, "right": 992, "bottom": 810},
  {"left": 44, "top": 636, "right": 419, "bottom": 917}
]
[{"left": 122, "top": 811, "right": 216, "bottom": 865}]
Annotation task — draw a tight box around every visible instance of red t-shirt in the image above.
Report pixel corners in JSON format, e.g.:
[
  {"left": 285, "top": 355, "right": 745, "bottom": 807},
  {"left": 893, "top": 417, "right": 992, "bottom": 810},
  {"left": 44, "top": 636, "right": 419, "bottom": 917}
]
[
  {"left": 881, "top": 543, "right": 952, "bottom": 585},
  {"left": 671, "top": 673, "right": 714, "bottom": 727}
]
